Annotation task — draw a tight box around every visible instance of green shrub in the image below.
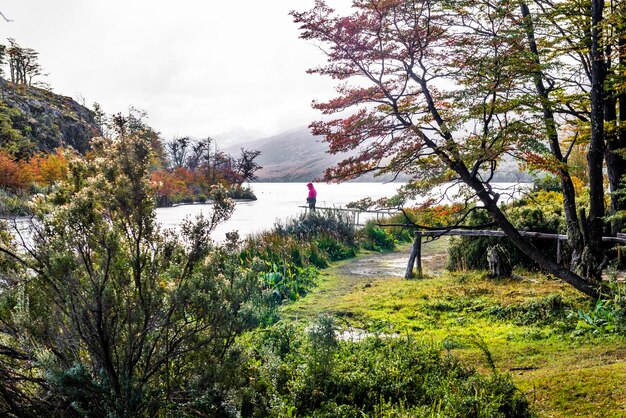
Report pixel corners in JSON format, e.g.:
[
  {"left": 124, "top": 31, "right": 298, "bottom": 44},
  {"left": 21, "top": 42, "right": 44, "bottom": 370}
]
[
  {"left": 316, "top": 234, "right": 356, "bottom": 261},
  {"left": 229, "top": 185, "right": 257, "bottom": 200},
  {"left": 0, "top": 189, "right": 32, "bottom": 216},
  {"left": 448, "top": 191, "right": 567, "bottom": 271},
  {"left": 277, "top": 209, "right": 356, "bottom": 245},
  {"left": 533, "top": 174, "right": 562, "bottom": 192},
  {"left": 259, "top": 262, "right": 319, "bottom": 302},
  {"left": 360, "top": 221, "right": 395, "bottom": 251},
  {"left": 239, "top": 321, "right": 535, "bottom": 417},
  {"left": 486, "top": 294, "right": 573, "bottom": 326},
  {"left": 571, "top": 293, "right": 626, "bottom": 335}
]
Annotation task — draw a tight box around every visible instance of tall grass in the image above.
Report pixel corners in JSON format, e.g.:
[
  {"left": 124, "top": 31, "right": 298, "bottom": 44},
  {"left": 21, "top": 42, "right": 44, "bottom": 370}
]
[{"left": 239, "top": 210, "right": 358, "bottom": 305}]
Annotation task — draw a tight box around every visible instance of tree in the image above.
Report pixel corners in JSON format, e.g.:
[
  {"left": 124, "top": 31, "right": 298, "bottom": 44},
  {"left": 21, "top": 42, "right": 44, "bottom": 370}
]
[
  {"left": 236, "top": 148, "right": 262, "bottom": 184},
  {"left": 109, "top": 106, "right": 166, "bottom": 166},
  {"left": 28, "top": 148, "right": 69, "bottom": 192},
  {"left": 214, "top": 150, "right": 241, "bottom": 184},
  {"left": 186, "top": 136, "right": 213, "bottom": 171},
  {"left": 167, "top": 136, "right": 190, "bottom": 169},
  {"left": 0, "top": 134, "right": 262, "bottom": 415},
  {"left": 0, "top": 149, "right": 30, "bottom": 191},
  {"left": 6, "top": 39, "right": 42, "bottom": 87},
  {"left": 292, "top": 0, "right": 616, "bottom": 297}
]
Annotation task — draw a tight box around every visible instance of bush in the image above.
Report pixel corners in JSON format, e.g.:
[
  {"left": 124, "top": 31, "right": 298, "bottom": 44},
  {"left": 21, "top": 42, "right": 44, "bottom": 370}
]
[
  {"left": 572, "top": 289, "right": 626, "bottom": 335},
  {"left": 277, "top": 209, "right": 356, "bottom": 245},
  {"left": 533, "top": 174, "right": 562, "bottom": 192},
  {"left": 316, "top": 234, "right": 356, "bottom": 261},
  {"left": 229, "top": 185, "right": 257, "bottom": 200},
  {"left": 486, "top": 294, "right": 573, "bottom": 326},
  {"left": 236, "top": 319, "right": 535, "bottom": 417},
  {"left": 238, "top": 211, "right": 359, "bottom": 308},
  {"left": 0, "top": 189, "right": 32, "bottom": 216},
  {"left": 360, "top": 221, "right": 395, "bottom": 251},
  {"left": 448, "top": 191, "right": 567, "bottom": 271},
  {"left": 0, "top": 150, "right": 31, "bottom": 191}
]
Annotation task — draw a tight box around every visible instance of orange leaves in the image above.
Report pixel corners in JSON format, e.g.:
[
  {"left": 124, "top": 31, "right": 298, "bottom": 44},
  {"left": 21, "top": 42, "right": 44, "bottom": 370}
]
[
  {"left": 520, "top": 151, "right": 563, "bottom": 175},
  {"left": 150, "top": 169, "right": 188, "bottom": 201},
  {"left": 399, "top": 201, "right": 465, "bottom": 228},
  {"left": 0, "top": 148, "right": 70, "bottom": 192},
  {"left": 29, "top": 148, "right": 69, "bottom": 190},
  {"left": 0, "top": 150, "right": 31, "bottom": 191}
]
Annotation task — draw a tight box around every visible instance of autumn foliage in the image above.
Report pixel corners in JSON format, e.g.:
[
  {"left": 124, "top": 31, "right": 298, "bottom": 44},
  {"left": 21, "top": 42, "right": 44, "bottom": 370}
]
[
  {"left": 0, "top": 149, "right": 31, "bottom": 191},
  {"left": 0, "top": 148, "right": 69, "bottom": 192},
  {"left": 291, "top": 0, "right": 626, "bottom": 298}
]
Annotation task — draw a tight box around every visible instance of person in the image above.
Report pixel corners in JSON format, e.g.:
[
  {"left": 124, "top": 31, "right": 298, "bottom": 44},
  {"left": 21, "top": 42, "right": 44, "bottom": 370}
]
[{"left": 306, "top": 182, "right": 317, "bottom": 210}]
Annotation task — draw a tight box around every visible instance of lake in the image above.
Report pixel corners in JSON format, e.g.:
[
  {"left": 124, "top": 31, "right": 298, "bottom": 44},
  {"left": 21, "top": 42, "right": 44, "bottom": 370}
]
[
  {"left": 156, "top": 182, "right": 405, "bottom": 240},
  {"left": 7, "top": 182, "right": 529, "bottom": 246},
  {"left": 156, "top": 182, "right": 529, "bottom": 240}
]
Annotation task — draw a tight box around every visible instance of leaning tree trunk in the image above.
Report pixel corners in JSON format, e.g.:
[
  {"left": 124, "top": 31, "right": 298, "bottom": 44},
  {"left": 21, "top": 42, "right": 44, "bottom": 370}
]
[{"left": 454, "top": 161, "right": 610, "bottom": 299}]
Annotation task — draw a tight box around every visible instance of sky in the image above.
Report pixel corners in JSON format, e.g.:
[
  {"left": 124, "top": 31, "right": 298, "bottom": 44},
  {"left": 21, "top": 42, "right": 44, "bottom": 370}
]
[{"left": 1, "top": 1, "right": 351, "bottom": 143}]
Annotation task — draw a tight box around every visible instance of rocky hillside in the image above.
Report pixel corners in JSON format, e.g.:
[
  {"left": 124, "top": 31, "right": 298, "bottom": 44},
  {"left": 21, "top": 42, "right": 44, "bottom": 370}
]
[{"left": 0, "top": 81, "right": 100, "bottom": 157}]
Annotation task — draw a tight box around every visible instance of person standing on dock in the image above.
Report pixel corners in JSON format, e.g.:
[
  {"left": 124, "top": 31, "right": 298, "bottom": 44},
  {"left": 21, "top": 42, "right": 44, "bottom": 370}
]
[{"left": 306, "top": 182, "right": 317, "bottom": 210}]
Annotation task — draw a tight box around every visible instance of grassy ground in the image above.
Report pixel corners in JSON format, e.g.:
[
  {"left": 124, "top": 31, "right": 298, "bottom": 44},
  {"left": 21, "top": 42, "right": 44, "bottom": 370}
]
[{"left": 282, "top": 238, "right": 626, "bottom": 417}]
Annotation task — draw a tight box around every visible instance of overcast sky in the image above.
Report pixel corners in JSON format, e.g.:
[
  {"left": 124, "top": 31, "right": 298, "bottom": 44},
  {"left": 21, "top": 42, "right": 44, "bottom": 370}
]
[{"left": 1, "top": 1, "right": 351, "bottom": 143}]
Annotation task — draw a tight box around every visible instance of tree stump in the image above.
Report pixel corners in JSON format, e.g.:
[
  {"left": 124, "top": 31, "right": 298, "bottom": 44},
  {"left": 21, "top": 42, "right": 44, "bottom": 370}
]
[{"left": 486, "top": 244, "right": 512, "bottom": 278}]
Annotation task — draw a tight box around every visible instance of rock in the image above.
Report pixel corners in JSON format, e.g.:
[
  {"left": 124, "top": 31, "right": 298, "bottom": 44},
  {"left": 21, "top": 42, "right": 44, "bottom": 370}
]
[{"left": 0, "top": 80, "right": 101, "bottom": 156}]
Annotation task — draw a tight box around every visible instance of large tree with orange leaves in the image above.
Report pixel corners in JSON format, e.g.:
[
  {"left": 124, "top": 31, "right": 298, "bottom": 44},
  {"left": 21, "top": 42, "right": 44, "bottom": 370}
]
[{"left": 292, "top": 0, "right": 625, "bottom": 298}]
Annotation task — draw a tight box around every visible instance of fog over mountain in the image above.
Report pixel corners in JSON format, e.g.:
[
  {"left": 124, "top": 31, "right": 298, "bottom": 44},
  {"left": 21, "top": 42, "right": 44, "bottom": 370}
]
[
  {"left": 228, "top": 127, "right": 532, "bottom": 183},
  {"left": 226, "top": 128, "right": 343, "bottom": 182}
]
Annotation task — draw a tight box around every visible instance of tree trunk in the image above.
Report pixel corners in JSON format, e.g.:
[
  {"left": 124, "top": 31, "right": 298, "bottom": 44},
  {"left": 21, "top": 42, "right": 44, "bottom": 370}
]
[
  {"left": 405, "top": 231, "right": 422, "bottom": 279},
  {"left": 453, "top": 160, "right": 609, "bottom": 298},
  {"left": 604, "top": 96, "right": 624, "bottom": 235},
  {"left": 604, "top": 1, "right": 626, "bottom": 235},
  {"left": 519, "top": 3, "right": 584, "bottom": 266},
  {"left": 586, "top": 0, "right": 607, "bottom": 279},
  {"left": 614, "top": 3, "right": 626, "bottom": 234}
]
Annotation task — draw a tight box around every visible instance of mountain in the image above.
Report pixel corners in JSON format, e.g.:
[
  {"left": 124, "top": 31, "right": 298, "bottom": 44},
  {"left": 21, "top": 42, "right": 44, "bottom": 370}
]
[
  {"left": 226, "top": 127, "right": 346, "bottom": 182},
  {"left": 0, "top": 81, "right": 100, "bottom": 157},
  {"left": 227, "top": 127, "right": 532, "bottom": 183}
]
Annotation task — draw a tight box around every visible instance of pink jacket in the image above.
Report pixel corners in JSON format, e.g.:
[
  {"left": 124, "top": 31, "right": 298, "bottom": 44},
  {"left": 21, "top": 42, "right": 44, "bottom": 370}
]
[{"left": 307, "top": 183, "right": 317, "bottom": 199}]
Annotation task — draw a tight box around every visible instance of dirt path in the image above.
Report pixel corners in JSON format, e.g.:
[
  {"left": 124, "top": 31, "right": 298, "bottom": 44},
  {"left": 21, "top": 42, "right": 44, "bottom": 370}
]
[
  {"left": 335, "top": 236, "right": 449, "bottom": 278},
  {"left": 282, "top": 237, "right": 450, "bottom": 320}
]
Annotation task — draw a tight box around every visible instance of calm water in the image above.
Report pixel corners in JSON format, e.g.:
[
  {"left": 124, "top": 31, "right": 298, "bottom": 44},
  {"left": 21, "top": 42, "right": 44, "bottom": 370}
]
[
  {"left": 9, "top": 182, "right": 529, "bottom": 245},
  {"left": 156, "top": 182, "right": 529, "bottom": 241},
  {"left": 156, "top": 182, "right": 407, "bottom": 240}
]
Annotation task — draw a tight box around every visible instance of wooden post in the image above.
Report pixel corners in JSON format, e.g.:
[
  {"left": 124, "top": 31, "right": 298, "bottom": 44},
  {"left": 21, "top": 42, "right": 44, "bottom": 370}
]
[
  {"left": 556, "top": 238, "right": 561, "bottom": 265},
  {"left": 405, "top": 230, "right": 422, "bottom": 279}
]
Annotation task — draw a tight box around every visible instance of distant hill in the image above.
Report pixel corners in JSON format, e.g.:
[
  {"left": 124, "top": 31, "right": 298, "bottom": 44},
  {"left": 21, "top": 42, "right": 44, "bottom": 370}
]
[
  {"left": 227, "top": 127, "right": 532, "bottom": 183},
  {"left": 226, "top": 127, "right": 346, "bottom": 182},
  {"left": 0, "top": 81, "right": 100, "bottom": 157}
]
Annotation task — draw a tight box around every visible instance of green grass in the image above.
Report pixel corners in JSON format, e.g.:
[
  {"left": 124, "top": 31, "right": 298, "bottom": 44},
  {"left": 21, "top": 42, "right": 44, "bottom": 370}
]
[{"left": 281, "top": 238, "right": 626, "bottom": 417}]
